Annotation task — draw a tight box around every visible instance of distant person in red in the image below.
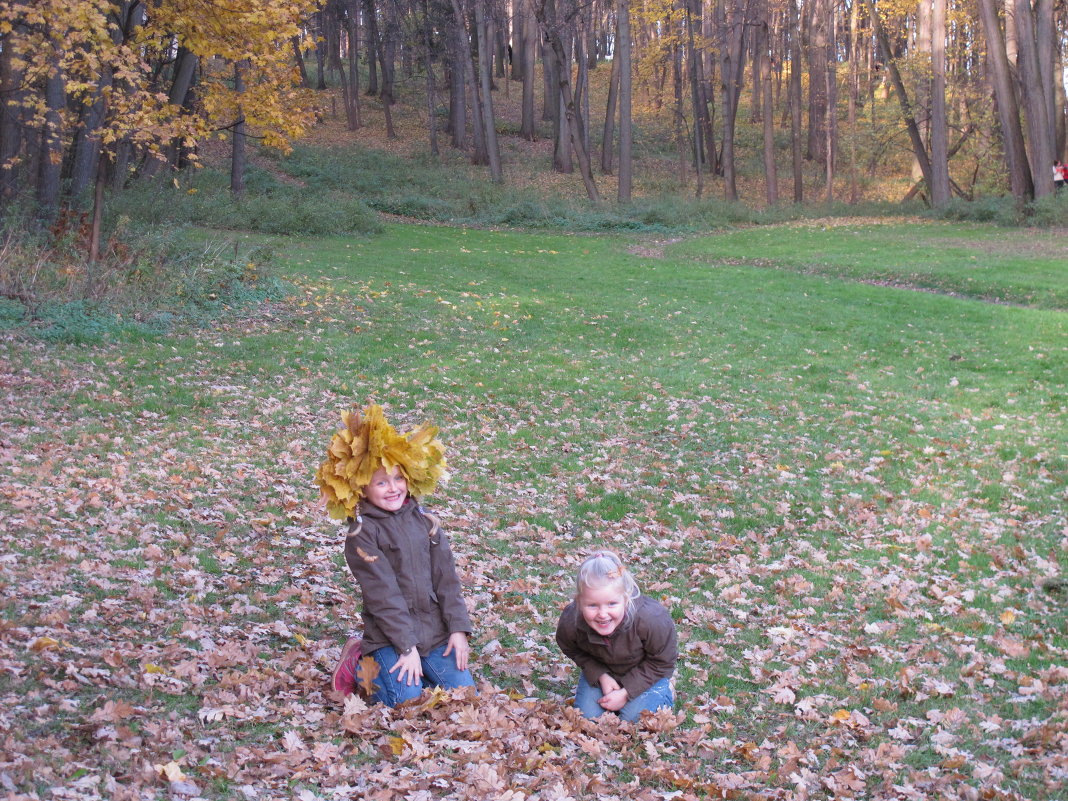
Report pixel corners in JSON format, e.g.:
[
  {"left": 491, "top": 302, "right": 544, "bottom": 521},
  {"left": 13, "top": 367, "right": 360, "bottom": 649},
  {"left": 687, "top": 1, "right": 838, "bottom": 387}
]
[{"left": 1054, "top": 161, "right": 1066, "bottom": 192}]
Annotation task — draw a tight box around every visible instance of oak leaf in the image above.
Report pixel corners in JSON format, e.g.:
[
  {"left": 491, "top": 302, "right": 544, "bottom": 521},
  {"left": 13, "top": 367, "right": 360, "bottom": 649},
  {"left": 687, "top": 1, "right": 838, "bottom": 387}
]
[{"left": 356, "top": 656, "right": 380, "bottom": 696}]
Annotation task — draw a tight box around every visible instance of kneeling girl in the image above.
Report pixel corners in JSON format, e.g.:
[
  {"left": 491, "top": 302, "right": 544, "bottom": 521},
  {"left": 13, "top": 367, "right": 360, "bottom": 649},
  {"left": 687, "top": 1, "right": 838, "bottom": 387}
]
[{"left": 556, "top": 552, "right": 677, "bottom": 722}]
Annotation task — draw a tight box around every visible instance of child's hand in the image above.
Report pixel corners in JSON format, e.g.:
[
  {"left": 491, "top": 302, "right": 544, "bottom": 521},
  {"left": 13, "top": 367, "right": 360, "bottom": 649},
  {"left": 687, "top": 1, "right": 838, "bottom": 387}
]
[
  {"left": 598, "top": 687, "right": 629, "bottom": 712},
  {"left": 389, "top": 648, "right": 423, "bottom": 686},
  {"left": 598, "top": 674, "right": 621, "bottom": 695},
  {"left": 443, "top": 632, "right": 470, "bottom": 671}
]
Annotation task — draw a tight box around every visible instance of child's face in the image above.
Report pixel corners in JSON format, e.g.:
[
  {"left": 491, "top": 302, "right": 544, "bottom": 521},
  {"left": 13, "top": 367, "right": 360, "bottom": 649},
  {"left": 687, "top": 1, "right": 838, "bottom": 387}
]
[
  {"left": 363, "top": 466, "right": 408, "bottom": 511},
  {"left": 578, "top": 582, "right": 626, "bottom": 637}
]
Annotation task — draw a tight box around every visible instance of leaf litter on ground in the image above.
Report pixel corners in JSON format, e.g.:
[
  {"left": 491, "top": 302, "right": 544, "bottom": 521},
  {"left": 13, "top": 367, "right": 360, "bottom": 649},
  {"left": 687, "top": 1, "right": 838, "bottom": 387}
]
[{"left": 0, "top": 221, "right": 1064, "bottom": 800}]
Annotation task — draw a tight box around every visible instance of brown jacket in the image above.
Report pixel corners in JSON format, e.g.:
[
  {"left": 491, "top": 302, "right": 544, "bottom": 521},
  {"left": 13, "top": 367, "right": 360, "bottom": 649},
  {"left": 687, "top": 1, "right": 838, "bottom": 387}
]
[
  {"left": 344, "top": 498, "right": 472, "bottom": 656},
  {"left": 556, "top": 595, "right": 677, "bottom": 698}
]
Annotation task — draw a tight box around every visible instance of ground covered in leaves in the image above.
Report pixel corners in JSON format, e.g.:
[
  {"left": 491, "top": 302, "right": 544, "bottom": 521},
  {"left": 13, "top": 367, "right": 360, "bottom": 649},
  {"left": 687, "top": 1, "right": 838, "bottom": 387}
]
[{"left": 0, "top": 221, "right": 1065, "bottom": 800}]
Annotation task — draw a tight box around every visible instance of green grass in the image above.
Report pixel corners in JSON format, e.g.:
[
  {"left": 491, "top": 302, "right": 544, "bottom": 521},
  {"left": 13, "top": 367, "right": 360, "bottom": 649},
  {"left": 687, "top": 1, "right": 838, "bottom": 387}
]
[
  {"left": 0, "top": 217, "right": 1064, "bottom": 799},
  {"left": 668, "top": 221, "right": 1068, "bottom": 309}
]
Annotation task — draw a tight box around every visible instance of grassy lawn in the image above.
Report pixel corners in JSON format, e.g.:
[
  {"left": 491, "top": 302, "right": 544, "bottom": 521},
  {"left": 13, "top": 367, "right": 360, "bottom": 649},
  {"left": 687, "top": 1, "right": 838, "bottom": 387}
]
[
  {"left": 670, "top": 221, "right": 1068, "bottom": 309},
  {"left": 0, "top": 219, "right": 1065, "bottom": 800}
]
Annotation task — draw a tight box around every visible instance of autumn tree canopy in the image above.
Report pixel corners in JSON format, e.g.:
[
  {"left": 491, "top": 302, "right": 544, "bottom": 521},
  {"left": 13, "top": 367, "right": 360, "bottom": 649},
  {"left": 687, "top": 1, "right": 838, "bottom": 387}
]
[
  {"left": 1, "top": 0, "right": 1066, "bottom": 214},
  {"left": 0, "top": 0, "right": 320, "bottom": 215}
]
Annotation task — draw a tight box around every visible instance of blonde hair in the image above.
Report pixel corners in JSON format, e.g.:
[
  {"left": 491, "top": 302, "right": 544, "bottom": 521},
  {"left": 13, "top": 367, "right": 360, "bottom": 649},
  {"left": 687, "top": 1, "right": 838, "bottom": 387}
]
[{"left": 575, "top": 551, "right": 641, "bottom": 620}]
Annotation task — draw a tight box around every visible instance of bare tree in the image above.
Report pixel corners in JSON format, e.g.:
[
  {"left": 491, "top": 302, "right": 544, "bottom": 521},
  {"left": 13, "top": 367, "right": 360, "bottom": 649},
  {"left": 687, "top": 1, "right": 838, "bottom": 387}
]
[
  {"left": 976, "top": 0, "right": 1033, "bottom": 199},
  {"left": 716, "top": 0, "right": 750, "bottom": 200},
  {"left": 617, "top": 0, "right": 633, "bottom": 200},
  {"left": 230, "top": 62, "right": 247, "bottom": 197},
  {"left": 533, "top": 0, "right": 601, "bottom": 199},
  {"left": 475, "top": 0, "right": 504, "bottom": 180},
  {"left": 929, "top": 0, "right": 951, "bottom": 205}
]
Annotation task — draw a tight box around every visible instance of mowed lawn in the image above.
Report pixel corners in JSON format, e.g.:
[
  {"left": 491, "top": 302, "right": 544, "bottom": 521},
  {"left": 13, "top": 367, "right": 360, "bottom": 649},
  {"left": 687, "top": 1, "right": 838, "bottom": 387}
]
[{"left": 0, "top": 220, "right": 1064, "bottom": 800}]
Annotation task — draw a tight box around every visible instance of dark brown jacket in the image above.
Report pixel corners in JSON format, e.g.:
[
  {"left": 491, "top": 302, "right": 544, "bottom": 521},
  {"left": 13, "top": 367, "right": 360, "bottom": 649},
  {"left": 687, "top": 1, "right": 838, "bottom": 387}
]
[
  {"left": 344, "top": 498, "right": 472, "bottom": 656},
  {"left": 556, "top": 595, "right": 677, "bottom": 698}
]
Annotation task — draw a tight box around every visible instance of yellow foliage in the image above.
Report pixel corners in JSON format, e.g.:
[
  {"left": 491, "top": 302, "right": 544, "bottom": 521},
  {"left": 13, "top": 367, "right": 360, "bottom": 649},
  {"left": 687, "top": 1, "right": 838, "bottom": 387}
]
[
  {"left": 316, "top": 404, "right": 447, "bottom": 519},
  {"left": 0, "top": 0, "right": 320, "bottom": 166}
]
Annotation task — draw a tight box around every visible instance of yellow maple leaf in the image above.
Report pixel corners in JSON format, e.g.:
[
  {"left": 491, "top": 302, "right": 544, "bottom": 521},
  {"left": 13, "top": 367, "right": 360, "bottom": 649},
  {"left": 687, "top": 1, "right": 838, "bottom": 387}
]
[
  {"left": 154, "top": 761, "right": 186, "bottom": 782},
  {"left": 1000, "top": 609, "right": 1016, "bottom": 624}
]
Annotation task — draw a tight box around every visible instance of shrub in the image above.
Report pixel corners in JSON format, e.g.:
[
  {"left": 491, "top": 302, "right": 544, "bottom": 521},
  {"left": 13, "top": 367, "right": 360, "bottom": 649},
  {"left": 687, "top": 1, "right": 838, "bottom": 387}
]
[
  {"left": 1026, "top": 191, "right": 1068, "bottom": 227},
  {"left": 110, "top": 168, "right": 382, "bottom": 236},
  {"left": 922, "top": 194, "right": 1066, "bottom": 227},
  {"left": 0, "top": 210, "right": 287, "bottom": 342}
]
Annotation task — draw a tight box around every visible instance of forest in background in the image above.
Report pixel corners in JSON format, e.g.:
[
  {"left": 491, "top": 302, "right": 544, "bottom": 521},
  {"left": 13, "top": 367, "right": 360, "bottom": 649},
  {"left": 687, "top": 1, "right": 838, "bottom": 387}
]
[{"left": 2, "top": 0, "right": 1068, "bottom": 229}]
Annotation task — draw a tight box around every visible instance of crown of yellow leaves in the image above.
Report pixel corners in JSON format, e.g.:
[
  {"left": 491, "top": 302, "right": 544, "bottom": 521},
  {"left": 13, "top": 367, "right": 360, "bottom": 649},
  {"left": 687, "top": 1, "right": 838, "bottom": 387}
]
[{"left": 316, "top": 404, "right": 447, "bottom": 520}]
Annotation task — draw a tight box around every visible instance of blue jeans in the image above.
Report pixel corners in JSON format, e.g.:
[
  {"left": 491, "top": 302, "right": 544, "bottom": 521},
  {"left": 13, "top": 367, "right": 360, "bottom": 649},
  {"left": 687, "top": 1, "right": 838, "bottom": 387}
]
[
  {"left": 369, "top": 643, "right": 475, "bottom": 707},
  {"left": 573, "top": 673, "right": 674, "bottom": 722}
]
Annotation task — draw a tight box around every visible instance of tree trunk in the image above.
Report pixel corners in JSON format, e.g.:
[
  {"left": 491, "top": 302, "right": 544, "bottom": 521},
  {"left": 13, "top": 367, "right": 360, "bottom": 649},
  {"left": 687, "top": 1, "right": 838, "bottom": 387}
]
[
  {"left": 929, "top": 0, "right": 951, "bottom": 205},
  {"left": 546, "top": 0, "right": 571, "bottom": 174},
  {"left": 347, "top": 0, "right": 363, "bottom": 127},
  {"left": 450, "top": 0, "right": 488, "bottom": 164},
  {"left": 421, "top": 0, "right": 439, "bottom": 154},
  {"left": 823, "top": 0, "right": 836, "bottom": 201},
  {"left": 541, "top": 21, "right": 601, "bottom": 201},
  {"left": 673, "top": 43, "right": 688, "bottom": 182},
  {"left": 577, "top": 16, "right": 591, "bottom": 157},
  {"left": 475, "top": 0, "right": 503, "bottom": 180},
  {"left": 379, "top": 0, "right": 399, "bottom": 105},
  {"left": 0, "top": 31, "right": 22, "bottom": 207},
  {"left": 448, "top": 20, "right": 468, "bottom": 147},
  {"left": 230, "top": 63, "right": 247, "bottom": 197},
  {"left": 364, "top": 0, "right": 380, "bottom": 95},
  {"left": 520, "top": 0, "right": 538, "bottom": 139},
  {"left": 617, "top": 0, "right": 633, "bottom": 201},
  {"left": 846, "top": 0, "right": 860, "bottom": 203},
  {"left": 760, "top": 15, "right": 777, "bottom": 203},
  {"left": 717, "top": 0, "right": 748, "bottom": 201},
  {"left": 866, "top": 0, "right": 933, "bottom": 199},
  {"left": 292, "top": 36, "right": 311, "bottom": 88},
  {"left": 976, "top": 0, "right": 1033, "bottom": 199},
  {"left": 314, "top": 11, "right": 328, "bottom": 89},
  {"left": 789, "top": 0, "right": 803, "bottom": 201},
  {"left": 37, "top": 57, "right": 65, "bottom": 217},
  {"left": 685, "top": 0, "right": 708, "bottom": 193},
  {"left": 89, "top": 150, "right": 109, "bottom": 264},
  {"left": 806, "top": 0, "right": 828, "bottom": 162},
  {"left": 601, "top": 45, "right": 619, "bottom": 174},
  {"left": 1012, "top": 0, "right": 1055, "bottom": 195},
  {"left": 69, "top": 78, "right": 108, "bottom": 201}
]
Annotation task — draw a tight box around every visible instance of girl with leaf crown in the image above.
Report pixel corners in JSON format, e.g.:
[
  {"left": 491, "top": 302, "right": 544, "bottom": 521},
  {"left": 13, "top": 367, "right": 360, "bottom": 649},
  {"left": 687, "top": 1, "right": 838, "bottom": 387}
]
[
  {"left": 556, "top": 551, "right": 677, "bottom": 722},
  {"left": 317, "top": 404, "right": 475, "bottom": 706}
]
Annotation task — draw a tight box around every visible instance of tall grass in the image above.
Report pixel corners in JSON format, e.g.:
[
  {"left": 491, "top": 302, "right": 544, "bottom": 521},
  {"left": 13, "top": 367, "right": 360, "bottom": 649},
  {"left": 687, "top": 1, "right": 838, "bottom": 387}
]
[
  {"left": 0, "top": 209, "right": 285, "bottom": 342},
  {"left": 108, "top": 164, "right": 383, "bottom": 237}
]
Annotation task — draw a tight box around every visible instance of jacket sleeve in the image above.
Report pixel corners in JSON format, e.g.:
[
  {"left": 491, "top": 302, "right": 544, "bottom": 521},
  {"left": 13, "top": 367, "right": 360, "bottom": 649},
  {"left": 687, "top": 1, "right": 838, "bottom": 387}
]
[
  {"left": 344, "top": 524, "right": 418, "bottom": 653},
  {"left": 429, "top": 526, "right": 473, "bottom": 635},
  {"left": 556, "top": 604, "right": 610, "bottom": 686},
  {"left": 619, "top": 602, "right": 678, "bottom": 699}
]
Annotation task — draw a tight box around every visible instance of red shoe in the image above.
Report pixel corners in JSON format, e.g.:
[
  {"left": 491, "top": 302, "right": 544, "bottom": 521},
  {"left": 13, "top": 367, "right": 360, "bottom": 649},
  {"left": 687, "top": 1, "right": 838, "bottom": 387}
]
[{"left": 332, "top": 636, "right": 363, "bottom": 697}]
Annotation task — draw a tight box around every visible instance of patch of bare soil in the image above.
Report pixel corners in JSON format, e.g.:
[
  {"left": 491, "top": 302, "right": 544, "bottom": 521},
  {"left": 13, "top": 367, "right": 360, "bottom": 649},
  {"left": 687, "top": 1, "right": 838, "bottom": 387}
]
[{"left": 625, "top": 238, "right": 684, "bottom": 258}]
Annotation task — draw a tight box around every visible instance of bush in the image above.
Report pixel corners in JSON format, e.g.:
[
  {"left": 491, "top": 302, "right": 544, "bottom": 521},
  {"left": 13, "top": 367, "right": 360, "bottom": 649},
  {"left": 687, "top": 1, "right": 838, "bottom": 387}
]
[
  {"left": 110, "top": 168, "right": 382, "bottom": 237},
  {"left": 923, "top": 193, "right": 1068, "bottom": 227},
  {"left": 1026, "top": 191, "right": 1068, "bottom": 227},
  {"left": 930, "top": 196, "right": 1024, "bottom": 225},
  {"left": 0, "top": 211, "right": 287, "bottom": 342}
]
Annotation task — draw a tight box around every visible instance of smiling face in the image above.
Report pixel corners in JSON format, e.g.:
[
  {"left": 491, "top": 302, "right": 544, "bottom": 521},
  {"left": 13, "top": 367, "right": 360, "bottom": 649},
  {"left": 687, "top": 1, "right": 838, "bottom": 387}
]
[
  {"left": 363, "top": 466, "right": 408, "bottom": 512},
  {"left": 578, "top": 581, "right": 627, "bottom": 637}
]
